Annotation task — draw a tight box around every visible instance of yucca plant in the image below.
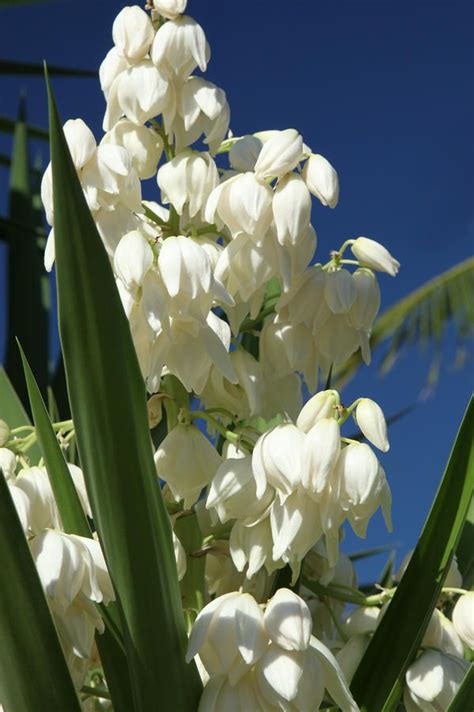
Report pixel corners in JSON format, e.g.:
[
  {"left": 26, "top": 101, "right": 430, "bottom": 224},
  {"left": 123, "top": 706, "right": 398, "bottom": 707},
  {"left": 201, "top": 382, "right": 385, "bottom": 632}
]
[{"left": 0, "top": 2, "right": 473, "bottom": 711}]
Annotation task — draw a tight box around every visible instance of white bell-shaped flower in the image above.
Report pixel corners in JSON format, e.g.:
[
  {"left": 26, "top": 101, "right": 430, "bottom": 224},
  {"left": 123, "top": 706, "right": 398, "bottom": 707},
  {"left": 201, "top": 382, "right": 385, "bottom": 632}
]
[
  {"left": 158, "top": 235, "right": 215, "bottom": 321},
  {"left": 296, "top": 390, "right": 339, "bottom": 433},
  {"left": 272, "top": 172, "right": 311, "bottom": 246},
  {"left": 354, "top": 398, "right": 390, "bottom": 452},
  {"left": 112, "top": 6, "right": 155, "bottom": 61},
  {"left": 422, "top": 608, "right": 464, "bottom": 657},
  {"left": 207, "top": 455, "right": 274, "bottom": 525},
  {"left": 302, "top": 153, "right": 339, "bottom": 208},
  {"left": 114, "top": 230, "right": 154, "bottom": 292},
  {"left": 173, "top": 76, "right": 229, "bottom": 152},
  {"left": 154, "top": 424, "right": 221, "bottom": 507},
  {"left": 348, "top": 268, "right": 381, "bottom": 331},
  {"left": 151, "top": 15, "right": 209, "bottom": 79},
  {"left": 14, "top": 466, "right": 61, "bottom": 534},
  {"left": 253, "top": 128, "right": 303, "bottom": 180},
  {"left": 157, "top": 149, "right": 218, "bottom": 218},
  {"left": 153, "top": 0, "right": 187, "bottom": 20},
  {"left": 404, "top": 650, "right": 469, "bottom": 711},
  {"left": 302, "top": 418, "right": 341, "bottom": 497},
  {"left": 229, "top": 135, "right": 263, "bottom": 172},
  {"left": 351, "top": 237, "right": 400, "bottom": 276},
  {"left": 206, "top": 172, "right": 273, "bottom": 239},
  {"left": 324, "top": 269, "right": 357, "bottom": 314},
  {"left": 252, "top": 423, "right": 305, "bottom": 500},
  {"left": 229, "top": 518, "right": 274, "bottom": 579},
  {"left": 99, "top": 47, "right": 128, "bottom": 98},
  {"left": 104, "top": 60, "right": 174, "bottom": 130},
  {"left": 147, "top": 312, "right": 236, "bottom": 395},
  {"left": 186, "top": 592, "right": 268, "bottom": 684},
  {"left": 270, "top": 490, "right": 323, "bottom": 576},
  {"left": 81, "top": 144, "right": 142, "bottom": 213},
  {"left": 264, "top": 588, "right": 312, "bottom": 651},
  {"left": 102, "top": 119, "right": 163, "bottom": 179},
  {"left": 335, "top": 443, "right": 392, "bottom": 536},
  {"left": 0, "top": 448, "right": 17, "bottom": 481},
  {"left": 452, "top": 592, "right": 474, "bottom": 649}
]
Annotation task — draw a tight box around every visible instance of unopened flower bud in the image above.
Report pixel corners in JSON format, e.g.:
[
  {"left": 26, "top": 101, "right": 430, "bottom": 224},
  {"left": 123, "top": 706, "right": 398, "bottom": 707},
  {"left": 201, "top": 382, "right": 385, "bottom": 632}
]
[
  {"left": 254, "top": 128, "right": 303, "bottom": 180},
  {"left": 452, "top": 592, "right": 474, "bottom": 649},
  {"left": 147, "top": 394, "right": 167, "bottom": 429},
  {"left": 112, "top": 6, "right": 154, "bottom": 61},
  {"left": 0, "top": 420, "right": 10, "bottom": 447},
  {"left": 302, "top": 153, "right": 339, "bottom": 208},
  {"left": 153, "top": 0, "right": 187, "bottom": 19},
  {"left": 0, "top": 447, "right": 16, "bottom": 480},
  {"left": 351, "top": 237, "right": 400, "bottom": 277},
  {"left": 354, "top": 398, "right": 389, "bottom": 452},
  {"left": 296, "top": 390, "right": 339, "bottom": 433},
  {"left": 343, "top": 606, "right": 380, "bottom": 637}
]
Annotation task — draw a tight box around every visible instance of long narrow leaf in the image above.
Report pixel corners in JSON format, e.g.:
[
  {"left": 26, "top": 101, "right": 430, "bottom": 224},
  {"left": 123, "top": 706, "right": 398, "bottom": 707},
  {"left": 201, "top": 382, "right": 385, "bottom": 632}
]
[
  {"left": 19, "top": 344, "right": 135, "bottom": 711},
  {"left": 19, "top": 342, "right": 91, "bottom": 536},
  {"left": 46, "top": 72, "right": 201, "bottom": 710},
  {"left": 447, "top": 665, "right": 474, "bottom": 712},
  {"left": 456, "top": 495, "right": 474, "bottom": 589},
  {"left": 0, "top": 473, "right": 81, "bottom": 711},
  {"left": 350, "top": 396, "right": 474, "bottom": 711}
]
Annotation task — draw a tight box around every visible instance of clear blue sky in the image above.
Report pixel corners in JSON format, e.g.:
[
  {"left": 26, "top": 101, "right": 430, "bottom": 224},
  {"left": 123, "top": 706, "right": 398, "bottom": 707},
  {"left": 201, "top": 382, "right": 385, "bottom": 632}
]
[{"left": 0, "top": 0, "right": 472, "bottom": 583}]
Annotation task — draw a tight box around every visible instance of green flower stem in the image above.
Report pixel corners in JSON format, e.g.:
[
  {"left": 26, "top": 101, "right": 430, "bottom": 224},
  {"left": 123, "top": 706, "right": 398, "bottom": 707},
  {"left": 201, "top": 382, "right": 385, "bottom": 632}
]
[
  {"left": 324, "top": 600, "right": 349, "bottom": 642},
  {"left": 81, "top": 685, "right": 111, "bottom": 700},
  {"left": 188, "top": 410, "right": 254, "bottom": 451},
  {"left": 174, "top": 511, "right": 206, "bottom": 633},
  {"left": 304, "top": 577, "right": 465, "bottom": 609},
  {"left": 337, "top": 399, "right": 362, "bottom": 427},
  {"left": 303, "top": 577, "right": 393, "bottom": 607},
  {"left": 241, "top": 299, "right": 279, "bottom": 331}
]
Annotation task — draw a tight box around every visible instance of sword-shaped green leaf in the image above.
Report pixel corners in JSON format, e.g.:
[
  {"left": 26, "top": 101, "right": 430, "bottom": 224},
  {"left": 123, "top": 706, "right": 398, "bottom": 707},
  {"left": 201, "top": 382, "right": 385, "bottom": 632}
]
[
  {"left": 350, "top": 396, "right": 474, "bottom": 711},
  {"left": 19, "top": 344, "right": 135, "bottom": 711},
  {"left": 0, "top": 472, "right": 81, "bottom": 711},
  {"left": 46, "top": 72, "right": 201, "bottom": 710},
  {"left": 447, "top": 665, "right": 474, "bottom": 712}
]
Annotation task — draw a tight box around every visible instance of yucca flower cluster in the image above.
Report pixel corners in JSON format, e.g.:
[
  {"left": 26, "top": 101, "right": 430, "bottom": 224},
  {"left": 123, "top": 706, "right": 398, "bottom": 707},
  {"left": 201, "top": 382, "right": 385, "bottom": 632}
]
[{"left": 0, "top": 1, "right": 468, "bottom": 711}]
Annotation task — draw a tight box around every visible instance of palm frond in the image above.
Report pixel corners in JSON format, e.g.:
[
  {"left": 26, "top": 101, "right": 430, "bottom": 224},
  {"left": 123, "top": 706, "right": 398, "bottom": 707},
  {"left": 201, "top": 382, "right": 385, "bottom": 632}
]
[{"left": 335, "top": 256, "right": 474, "bottom": 388}]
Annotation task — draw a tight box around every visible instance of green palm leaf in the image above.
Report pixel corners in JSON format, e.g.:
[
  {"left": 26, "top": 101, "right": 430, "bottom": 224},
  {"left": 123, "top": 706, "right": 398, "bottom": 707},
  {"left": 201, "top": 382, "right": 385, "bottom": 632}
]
[{"left": 336, "top": 256, "right": 474, "bottom": 387}]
